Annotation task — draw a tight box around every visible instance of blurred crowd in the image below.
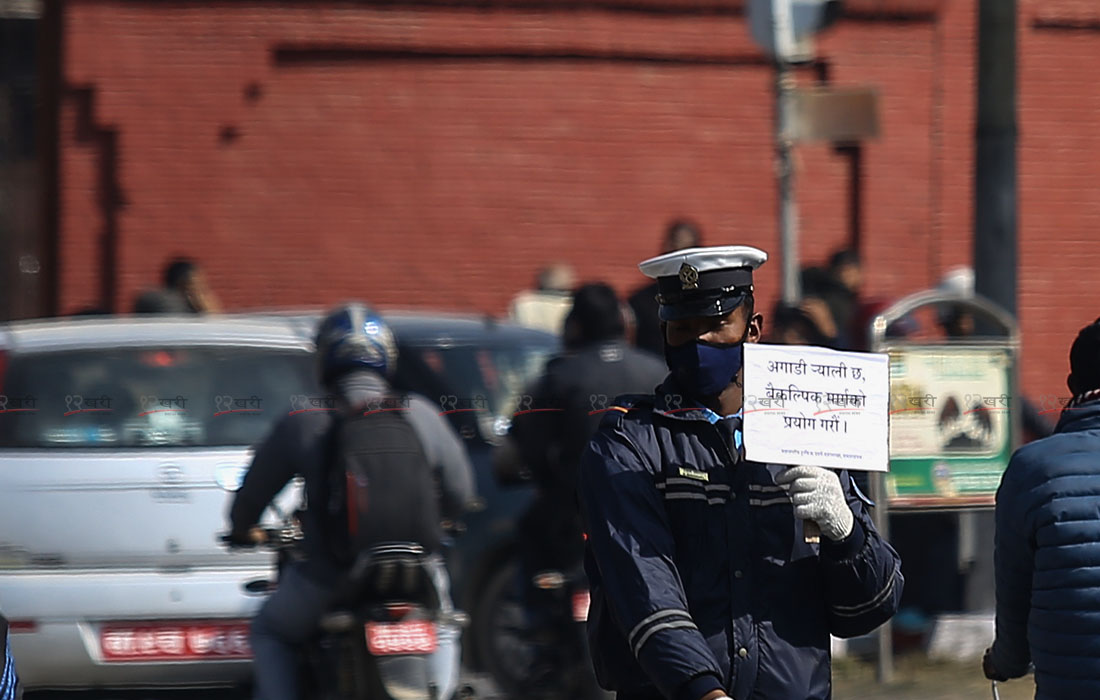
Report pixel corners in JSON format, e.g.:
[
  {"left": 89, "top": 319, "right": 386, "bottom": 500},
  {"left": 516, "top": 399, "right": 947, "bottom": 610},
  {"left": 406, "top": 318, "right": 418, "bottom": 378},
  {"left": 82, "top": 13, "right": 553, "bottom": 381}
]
[
  {"left": 507, "top": 218, "right": 958, "bottom": 356},
  {"left": 75, "top": 221, "right": 946, "bottom": 361}
]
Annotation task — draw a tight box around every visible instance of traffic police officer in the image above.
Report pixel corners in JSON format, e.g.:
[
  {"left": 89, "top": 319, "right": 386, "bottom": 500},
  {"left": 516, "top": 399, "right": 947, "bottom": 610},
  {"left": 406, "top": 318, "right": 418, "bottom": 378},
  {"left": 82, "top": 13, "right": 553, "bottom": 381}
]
[{"left": 577, "top": 246, "right": 902, "bottom": 700}]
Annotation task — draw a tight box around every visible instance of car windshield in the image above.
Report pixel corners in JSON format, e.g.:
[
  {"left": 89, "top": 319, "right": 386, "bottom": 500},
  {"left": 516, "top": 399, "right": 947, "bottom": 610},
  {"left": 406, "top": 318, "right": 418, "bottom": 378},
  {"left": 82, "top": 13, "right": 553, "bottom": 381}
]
[
  {"left": 0, "top": 346, "right": 318, "bottom": 448},
  {"left": 393, "top": 340, "right": 556, "bottom": 440}
]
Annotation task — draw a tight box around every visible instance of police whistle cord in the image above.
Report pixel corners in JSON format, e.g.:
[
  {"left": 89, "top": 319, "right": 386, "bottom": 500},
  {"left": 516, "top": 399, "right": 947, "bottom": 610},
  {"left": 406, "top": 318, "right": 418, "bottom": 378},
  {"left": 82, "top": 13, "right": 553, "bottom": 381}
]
[{"left": 804, "top": 521, "right": 821, "bottom": 543}]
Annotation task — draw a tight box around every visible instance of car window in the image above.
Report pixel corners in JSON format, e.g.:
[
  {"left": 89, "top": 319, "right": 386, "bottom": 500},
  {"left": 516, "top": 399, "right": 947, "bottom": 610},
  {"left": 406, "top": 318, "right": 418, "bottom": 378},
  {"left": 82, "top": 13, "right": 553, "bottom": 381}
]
[
  {"left": 393, "top": 342, "right": 554, "bottom": 439},
  {"left": 0, "top": 346, "right": 319, "bottom": 448}
]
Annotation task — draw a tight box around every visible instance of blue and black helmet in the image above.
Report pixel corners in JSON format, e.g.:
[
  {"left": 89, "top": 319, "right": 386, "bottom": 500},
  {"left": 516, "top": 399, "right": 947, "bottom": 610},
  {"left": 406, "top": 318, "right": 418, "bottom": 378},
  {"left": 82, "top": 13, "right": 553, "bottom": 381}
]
[{"left": 314, "top": 303, "right": 398, "bottom": 385}]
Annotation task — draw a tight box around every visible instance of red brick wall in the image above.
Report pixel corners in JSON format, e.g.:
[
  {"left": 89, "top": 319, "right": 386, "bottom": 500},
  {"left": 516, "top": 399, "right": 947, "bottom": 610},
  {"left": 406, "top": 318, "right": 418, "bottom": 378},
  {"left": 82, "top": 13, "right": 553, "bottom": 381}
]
[
  {"left": 51, "top": 0, "right": 1100, "bottom": 403},
  {"left": 1018, "top": 0, "right": 1100, "bottom": 404}
]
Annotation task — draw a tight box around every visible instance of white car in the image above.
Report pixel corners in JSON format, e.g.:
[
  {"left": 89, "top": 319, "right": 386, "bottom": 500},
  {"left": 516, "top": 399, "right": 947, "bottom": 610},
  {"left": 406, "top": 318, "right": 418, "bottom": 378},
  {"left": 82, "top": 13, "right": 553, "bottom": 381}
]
[{"left": 0, "top": 315, "right": 318, "bottom": 690}]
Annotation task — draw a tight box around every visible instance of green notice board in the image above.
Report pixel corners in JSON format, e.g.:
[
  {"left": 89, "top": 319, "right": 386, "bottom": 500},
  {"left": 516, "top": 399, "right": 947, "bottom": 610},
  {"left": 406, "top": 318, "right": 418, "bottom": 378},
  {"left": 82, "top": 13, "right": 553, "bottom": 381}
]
[{"left": 885, "top": 346, "right": 1015, "bottom": 509}]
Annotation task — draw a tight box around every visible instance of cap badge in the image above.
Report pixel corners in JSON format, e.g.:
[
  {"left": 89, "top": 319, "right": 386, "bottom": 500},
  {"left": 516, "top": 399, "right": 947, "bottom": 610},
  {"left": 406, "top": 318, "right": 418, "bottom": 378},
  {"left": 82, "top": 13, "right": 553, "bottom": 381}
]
[{"left": 679, "top": 262, "right": 699, "bottom": 290}]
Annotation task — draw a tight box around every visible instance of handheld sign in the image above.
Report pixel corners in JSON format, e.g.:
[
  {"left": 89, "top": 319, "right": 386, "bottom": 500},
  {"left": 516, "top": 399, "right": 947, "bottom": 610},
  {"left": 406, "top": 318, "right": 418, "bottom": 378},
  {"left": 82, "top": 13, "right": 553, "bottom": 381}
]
[
  {"left": 742, "top": 344, "right": 890, "bottom": 542},
  {"left": 742, "top": 343, "right": 890, "bottom": 471}
]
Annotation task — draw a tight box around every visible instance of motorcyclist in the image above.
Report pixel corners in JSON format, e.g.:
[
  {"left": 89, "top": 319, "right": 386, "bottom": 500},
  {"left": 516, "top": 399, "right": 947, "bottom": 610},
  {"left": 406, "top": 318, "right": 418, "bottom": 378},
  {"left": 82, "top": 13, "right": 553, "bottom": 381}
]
[{"left": 226, "top": 303, "right": 476, "bottom": 700}]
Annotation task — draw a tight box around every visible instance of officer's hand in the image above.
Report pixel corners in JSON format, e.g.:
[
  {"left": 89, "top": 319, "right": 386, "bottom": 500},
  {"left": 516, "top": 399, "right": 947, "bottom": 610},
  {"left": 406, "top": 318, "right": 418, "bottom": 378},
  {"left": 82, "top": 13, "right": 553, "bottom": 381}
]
[
  {"left": 982, "top": 646, "right": 1009, "bottom": 682},
  {"left": 698, "top": 691, "right": 730, "bottom": 700},
  {"left": 775, "top": 466, "right": 854, "bottom": 542}
]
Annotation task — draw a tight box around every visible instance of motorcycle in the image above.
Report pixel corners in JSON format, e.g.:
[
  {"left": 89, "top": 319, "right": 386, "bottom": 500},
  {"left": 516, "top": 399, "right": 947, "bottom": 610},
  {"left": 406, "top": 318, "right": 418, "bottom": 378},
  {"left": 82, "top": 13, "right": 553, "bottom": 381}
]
[
  {"left": 222, "top": 516, "right": 469, "bottom": 700},
  {"left": 484, "top": 448, "right": 611, "bottom": 700},
  {"left": 519, "top": 565, "right": 610, "bottom": 700}
]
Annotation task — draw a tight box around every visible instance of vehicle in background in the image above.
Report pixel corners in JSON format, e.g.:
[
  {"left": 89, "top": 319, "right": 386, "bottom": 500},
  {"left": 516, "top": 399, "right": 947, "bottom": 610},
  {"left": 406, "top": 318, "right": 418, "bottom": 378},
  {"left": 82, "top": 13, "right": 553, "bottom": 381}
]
[
  {"left": 0, "top": 311, "right": 556, "bottom": 689},
  {"left": 0, "top": 315, "right": 318, "bottom": 689}
]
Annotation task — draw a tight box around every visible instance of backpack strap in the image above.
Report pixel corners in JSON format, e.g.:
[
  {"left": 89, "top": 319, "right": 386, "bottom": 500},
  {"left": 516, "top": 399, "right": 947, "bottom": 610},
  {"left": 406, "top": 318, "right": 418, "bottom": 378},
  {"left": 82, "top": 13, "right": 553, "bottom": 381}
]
[{"left": 318, "top": 409, "right": 351, "bottom": 565}]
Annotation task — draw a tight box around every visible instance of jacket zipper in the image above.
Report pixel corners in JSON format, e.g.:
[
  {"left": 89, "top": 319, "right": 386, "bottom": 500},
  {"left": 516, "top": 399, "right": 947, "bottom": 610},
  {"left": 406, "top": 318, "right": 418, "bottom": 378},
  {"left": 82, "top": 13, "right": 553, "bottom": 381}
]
[{"left": 714, "top": 423, "right": 740, "bottom": 468}]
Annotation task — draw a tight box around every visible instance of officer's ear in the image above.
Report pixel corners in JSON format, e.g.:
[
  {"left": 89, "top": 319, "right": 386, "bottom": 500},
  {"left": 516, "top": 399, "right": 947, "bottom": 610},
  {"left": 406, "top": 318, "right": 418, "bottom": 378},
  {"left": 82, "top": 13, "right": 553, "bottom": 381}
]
[
  {"left": 744, "top": 297, "right": 764, "bottom": 344},
  {"left": 747, "top": 313, "right": 764, "bottom": 343}
]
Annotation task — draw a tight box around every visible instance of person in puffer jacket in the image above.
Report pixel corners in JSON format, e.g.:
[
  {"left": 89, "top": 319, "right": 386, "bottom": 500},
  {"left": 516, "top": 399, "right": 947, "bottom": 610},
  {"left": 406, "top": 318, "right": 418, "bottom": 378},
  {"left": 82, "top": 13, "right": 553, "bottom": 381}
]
[{"left": 985, "top": 317, "right": 1100, "bottom": 698}]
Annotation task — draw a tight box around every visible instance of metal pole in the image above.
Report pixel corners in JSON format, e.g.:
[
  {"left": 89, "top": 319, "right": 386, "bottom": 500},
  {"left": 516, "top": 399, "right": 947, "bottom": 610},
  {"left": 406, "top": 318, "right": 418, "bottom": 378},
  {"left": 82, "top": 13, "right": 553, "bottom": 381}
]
[
  {"left": 871, "top": 471, "right": 894, "bottom": 683},
  {"left": 973, "top": 0, "right": 1017, "bottom": 320},
  {"left": 773, "top": 0, "right": 801, "bottom": 305},
  {"left": 970, "top": 0, "right": 1017, "bottom": 619}
]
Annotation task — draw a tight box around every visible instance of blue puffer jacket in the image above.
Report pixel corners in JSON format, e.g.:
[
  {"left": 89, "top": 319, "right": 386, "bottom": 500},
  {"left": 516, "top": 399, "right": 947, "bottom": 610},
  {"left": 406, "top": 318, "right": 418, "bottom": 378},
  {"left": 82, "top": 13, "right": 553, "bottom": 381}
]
[{"left": 992, "top": 399, "right": 1100, "bottom": 699}]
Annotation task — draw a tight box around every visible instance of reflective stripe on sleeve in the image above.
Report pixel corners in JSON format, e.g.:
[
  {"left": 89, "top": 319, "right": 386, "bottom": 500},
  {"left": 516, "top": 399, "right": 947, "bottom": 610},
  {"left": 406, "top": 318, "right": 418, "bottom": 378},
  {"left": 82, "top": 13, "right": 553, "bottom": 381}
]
[
  {"left": 627, "top": 609, "right": 697, "bottom": 657},
  {"left": 831, "top": 565, "right": 899, "bottom": 617}
]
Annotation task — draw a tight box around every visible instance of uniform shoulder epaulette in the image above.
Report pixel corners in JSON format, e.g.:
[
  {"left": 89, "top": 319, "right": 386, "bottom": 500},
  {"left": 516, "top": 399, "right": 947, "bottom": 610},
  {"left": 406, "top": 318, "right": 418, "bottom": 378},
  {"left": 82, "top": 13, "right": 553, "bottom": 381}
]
[{"left": 596, "top": 393, "right": 653, "bottom": 427}]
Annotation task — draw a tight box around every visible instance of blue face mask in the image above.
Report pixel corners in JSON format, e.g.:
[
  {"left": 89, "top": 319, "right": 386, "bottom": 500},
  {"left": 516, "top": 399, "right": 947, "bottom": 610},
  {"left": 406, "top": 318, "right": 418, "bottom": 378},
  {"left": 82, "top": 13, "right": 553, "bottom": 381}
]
[{"left": 664, "top": 339, "right": 746, "bottom": 399}]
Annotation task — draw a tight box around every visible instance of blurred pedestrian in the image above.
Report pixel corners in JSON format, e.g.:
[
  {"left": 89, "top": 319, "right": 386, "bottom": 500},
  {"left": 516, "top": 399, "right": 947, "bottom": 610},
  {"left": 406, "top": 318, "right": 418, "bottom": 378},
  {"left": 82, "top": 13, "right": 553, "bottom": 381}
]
[
  {"left": 766, "top": 302, "right": 830, "bottom": 346},
  {"left": 499, "top": 282, "right": 666, "bottom": 694},
  {"left": 506, "top": 282, "right": 667, "bottom": 573},
  {"left": 936, "top": 266, "right": 976, "bottom": 338},
  {"left": 794, "top": 250, "right": 864, "bottom": 350},
  {"left": 799, "top": 266, "right": 842, "bottom": 348},
  {"left": 628, "top": 219, "right": 703, "bottom": 356},
  {"left": 509, "top": 262, "right": 576, "bottom": 335},
  {"left": 0, "top": 615, "right": 19, "bottom": 700},
  {"left": 984, "top": 317, "right": 1100, "bottom": 698},
  {"left": 132, "top": 288, "right": 190, "bottom": 314},
  {"left": 163, "top": 257, "right": 223, "bottom": 313},
  {"left": 826, "top": 249, "right": 863, "bottom": 348}
]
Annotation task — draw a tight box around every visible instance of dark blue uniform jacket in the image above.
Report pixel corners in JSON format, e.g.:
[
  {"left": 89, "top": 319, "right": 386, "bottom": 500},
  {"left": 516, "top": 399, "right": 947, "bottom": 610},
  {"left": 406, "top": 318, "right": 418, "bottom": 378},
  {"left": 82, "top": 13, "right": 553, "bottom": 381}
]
[
  {"left": 992, "top": 399, "right": 1100, "bottom": 699},
  {"left": 578, "top": 379, "right": 903, "bottom": 700}
]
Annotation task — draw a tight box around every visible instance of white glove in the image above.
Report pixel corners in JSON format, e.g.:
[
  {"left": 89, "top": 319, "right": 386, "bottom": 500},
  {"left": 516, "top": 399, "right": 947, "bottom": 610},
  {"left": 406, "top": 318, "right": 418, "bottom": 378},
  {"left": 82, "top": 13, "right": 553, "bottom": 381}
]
[{"left": 774, "top": 466, "right": 854, "bottom": 542}]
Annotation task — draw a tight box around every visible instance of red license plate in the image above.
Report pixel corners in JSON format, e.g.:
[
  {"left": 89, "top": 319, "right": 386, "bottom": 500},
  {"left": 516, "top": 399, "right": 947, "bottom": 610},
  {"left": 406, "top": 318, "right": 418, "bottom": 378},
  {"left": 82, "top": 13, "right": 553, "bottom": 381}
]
[
  {"left": 100, "top": 621, "right": 252, "bottom": 662},
  {"left": 572, "top": 590, "right": 591, "bottom": 622},
  {"left": 365, "top": 621, "right": 437, "bottom": 655}
]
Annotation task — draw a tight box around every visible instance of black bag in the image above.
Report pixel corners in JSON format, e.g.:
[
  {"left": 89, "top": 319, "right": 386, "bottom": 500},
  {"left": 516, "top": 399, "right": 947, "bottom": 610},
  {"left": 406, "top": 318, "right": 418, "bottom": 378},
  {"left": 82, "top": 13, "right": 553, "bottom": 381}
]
[{"left": 319, "top": 399, "right": 441, "bottom": 567}]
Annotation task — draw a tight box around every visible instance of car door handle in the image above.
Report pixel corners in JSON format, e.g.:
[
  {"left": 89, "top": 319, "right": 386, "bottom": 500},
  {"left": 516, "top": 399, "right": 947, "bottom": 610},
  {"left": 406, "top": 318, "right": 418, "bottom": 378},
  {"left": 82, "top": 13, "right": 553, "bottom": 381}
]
[{"left": 243, "top": 579, "right": 276, "bottom": 595}]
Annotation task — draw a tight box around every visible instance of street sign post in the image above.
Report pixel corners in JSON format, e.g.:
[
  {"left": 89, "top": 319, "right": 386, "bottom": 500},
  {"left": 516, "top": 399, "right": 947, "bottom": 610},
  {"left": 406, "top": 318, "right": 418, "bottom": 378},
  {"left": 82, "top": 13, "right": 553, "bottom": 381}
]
[
  {"left": 745, "top": 0, "right": 843, "bottom": 304},
  {"left": 747, "top": 0, "right": 842, "bottom": 62},
  {"left": 784, "top": 87, "right": 880, "bottom": 144}
]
